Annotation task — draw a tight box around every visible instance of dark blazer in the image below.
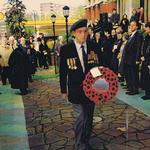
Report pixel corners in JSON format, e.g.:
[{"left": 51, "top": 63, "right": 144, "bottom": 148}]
[
  {"left": 124, "top": 31, "right": 143, "bottom": 66},
  {"left": 8, "top": 46, "right": 29, "bottom": 89},
  {"left": 59, "top": 41, "right": 98, "bottom": 104}
]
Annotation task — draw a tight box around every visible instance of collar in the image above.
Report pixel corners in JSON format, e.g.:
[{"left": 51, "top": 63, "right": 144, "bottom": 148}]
[
  {"left": 74, "top": 40, "right": 87, "bottom": 52},
  {"left": 131, "top": 30, "right": 137, "bottom": 37}
]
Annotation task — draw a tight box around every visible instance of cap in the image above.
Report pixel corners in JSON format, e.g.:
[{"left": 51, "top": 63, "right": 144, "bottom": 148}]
[{"left": 70, "top": 19, "right": 87, "bottom": 32}]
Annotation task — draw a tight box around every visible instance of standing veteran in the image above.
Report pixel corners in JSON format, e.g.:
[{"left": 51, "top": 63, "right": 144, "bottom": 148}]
[{"left": 59, "top": 19, "right": 98, "bottom": 150}]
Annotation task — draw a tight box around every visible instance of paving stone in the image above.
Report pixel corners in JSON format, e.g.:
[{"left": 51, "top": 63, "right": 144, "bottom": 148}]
[
  {"left": 46, "top": 131, "right": 66, "bottom": 144},
  {"left": 109, "top": 136, "right": 126, "bottom": 144},
  {"left": 31, "top": 145, "right": 49, "bottom": 150},
  {"left": 29, "top": 134, "right": 45, "bottom": 147},
  {"left": 125, "top": 141, "right": 144, "bottom": 149},
  {"left": 104, "top": 128, "right": 123, "bottom": 137},
  {"left": 97, "top": 133, "right": 113, "bottom": 142},
  {"left": 27, "top": 127, "right": 36, "bottom": 135},
  {"left": 89, "top": 137, "right": 105, "bottom": 149},
  {"left": 41, "top": 117, "right": 52, "bottom": 124},
  {"left": 50, "top": 145, "right": 65, "bottom": 150},
  {"left": 140, "top": 147, "right": 150, "bottom": 150},
  {"left": 123, "top": 133, "right": 137, "bottom": 141},
  {"left": 65, "top": 145, "right": 74, "bottom": 150},
  {"left": 43, "top": 123, "right": 53, "bottom": 133},
  {"left": 141, "top": 139, "right": 150, "bottom": 147},
  {"left": 36, "top": 125, "right": 43, "bottom": 134},
  {"left": 106, "top": 143, "right": 137, "bottom": 150}
]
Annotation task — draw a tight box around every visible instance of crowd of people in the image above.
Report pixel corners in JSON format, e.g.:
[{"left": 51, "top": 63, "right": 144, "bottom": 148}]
[
  {"left": 58, "top": 7, "right": 150, "bottom": 148},
  {"left": 84, "top": 8, "right": 150, "bottom": 100},
  {"left": 0, "top": 34, "right": 57, "bottom": 95}
]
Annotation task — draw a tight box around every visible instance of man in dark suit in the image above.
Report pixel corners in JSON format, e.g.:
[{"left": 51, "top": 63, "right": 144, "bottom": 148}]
[
  {"left": 59, "top": 19, "right": 98, "bottom": 150},
  {"left": 110, "top": 8, "right": 120, "bottom": 25},
  {"left": 140, "top": 22, "right": 150, "bottom": 100},
  {"left": 124, "top": 21, "right": 143, "bottom": 95}
]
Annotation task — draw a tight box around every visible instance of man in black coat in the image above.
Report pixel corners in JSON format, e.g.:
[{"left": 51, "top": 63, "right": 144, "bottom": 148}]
[
  {"left": 140, "top": 22, "right": 150, "bottom": 100},
  {"left": 110, "top": 8, "right": 120, "bottom": 25},
  {"left": 59, "top": 19, "right": 98, "bottom": 150},
  {"left": 124, "top": 21, "right": 143, "bottom": 95},
  {"left": 8, "top": 43, "right": 30, "bottom": 95}
]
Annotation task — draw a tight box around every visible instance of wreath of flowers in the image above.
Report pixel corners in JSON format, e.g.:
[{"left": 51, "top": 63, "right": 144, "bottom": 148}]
[{"left": 83, "top": 67, "right": 119, "bottom": 104}]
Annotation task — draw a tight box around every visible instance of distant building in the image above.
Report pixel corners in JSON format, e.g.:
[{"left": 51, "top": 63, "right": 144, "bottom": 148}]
[{"left": 40, "top": 2, "right": 63, "bottom": 20}]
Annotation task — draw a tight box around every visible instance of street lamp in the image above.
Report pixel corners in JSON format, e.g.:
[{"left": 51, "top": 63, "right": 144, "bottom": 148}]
[
  {"left": 33, "top": 10, "right": 37, "bottom": 35},
  {"left": 51, "top": 14, "right": 57, "bottom": 74},
  {"left": 63, "top": 6, "right": 70, "bottom": 43}
]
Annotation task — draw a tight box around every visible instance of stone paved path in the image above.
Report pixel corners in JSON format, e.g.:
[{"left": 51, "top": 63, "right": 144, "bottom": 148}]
[{"left": 23, "top": 78, "right": 150, "bottom": 150}]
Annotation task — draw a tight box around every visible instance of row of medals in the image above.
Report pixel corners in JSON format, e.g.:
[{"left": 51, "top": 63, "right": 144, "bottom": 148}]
[
  {"left": 67, "top": 54, "right": 98, "bottom": 70},
  {"left": 67, "top": 58, "right": 77, "bottom": 70}
]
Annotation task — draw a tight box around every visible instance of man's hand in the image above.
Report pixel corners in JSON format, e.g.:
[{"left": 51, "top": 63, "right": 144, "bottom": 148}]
[
  {"left": 148, "top": 65, "right": 150, "bottom": 74},
  {"left": 141, "top": 56, "right": 145, "bottom": 61},
  {"left": 61, "top": 93, "right": 70, "bottom": 104},
  {"left": 62, "top": 93, "right": 67, "bottom": 99},
  {"left": 136, "top": 61, "right": 140, "bottom": 65}
]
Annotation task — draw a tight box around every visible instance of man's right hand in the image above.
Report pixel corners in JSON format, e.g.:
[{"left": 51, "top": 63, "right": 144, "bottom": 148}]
[
  {"left": 61, "top": 93, "right": 70, "bottom": 103},
  {"left": 141, "top": 56, "right": 145, "bottom": 61},
  {"left": 61, "top": 93, "right": 67, "bottom": 100}
]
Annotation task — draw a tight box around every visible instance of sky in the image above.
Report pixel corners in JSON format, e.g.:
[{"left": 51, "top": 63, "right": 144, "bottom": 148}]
[{"left": 0, "top": 0, "right": 86, "bottom": 12}]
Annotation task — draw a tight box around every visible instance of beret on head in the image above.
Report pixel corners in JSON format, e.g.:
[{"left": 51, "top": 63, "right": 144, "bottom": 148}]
[
  {"left": 145, "top": 22, "right": 150, "bottom": 28},
  {"left": 70, "top": 19, "right": 87, "bottom": 32}
]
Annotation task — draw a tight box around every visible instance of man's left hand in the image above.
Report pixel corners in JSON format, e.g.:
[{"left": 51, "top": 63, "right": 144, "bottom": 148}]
[{"left": 136, "top": 61, "right": 140, "bottom": 65}]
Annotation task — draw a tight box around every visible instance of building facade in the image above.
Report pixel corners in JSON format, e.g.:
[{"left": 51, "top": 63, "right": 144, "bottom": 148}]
[
  {"left": 40, "top": 2, "right": 63, "bottom": 20},
  {"left": 118, "top": 0, "right": 150, "bottom": 22},
  {"left": 85, "top": 0, "right": 150, "bottom": 22},
  {"left": 85, "top": 0, "right": 117, "bottom": 22}
]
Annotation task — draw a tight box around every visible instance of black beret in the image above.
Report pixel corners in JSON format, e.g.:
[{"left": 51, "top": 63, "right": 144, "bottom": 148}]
[
  {"left": 145, "top": 22, "right": 150, "bottom": 28},
  {"left": 70, "top": 19, "right": 87, "bottom": 32}
]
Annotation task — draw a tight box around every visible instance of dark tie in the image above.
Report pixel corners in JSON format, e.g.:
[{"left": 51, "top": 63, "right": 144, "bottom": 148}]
[{"left": 81, "top": 45, "right": 87, "bottom": 69}]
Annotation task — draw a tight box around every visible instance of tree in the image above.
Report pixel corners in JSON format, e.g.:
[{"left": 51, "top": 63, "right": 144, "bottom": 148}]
[{"left": 5, "top": 0, "right": 26, "bottom": 36}]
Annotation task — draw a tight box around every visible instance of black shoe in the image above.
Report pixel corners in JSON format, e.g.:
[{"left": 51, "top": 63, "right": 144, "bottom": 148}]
[
  {"left": 29, "top": 79, "right": 33, "bottom": 83},
  {"left": 20, "top": 91, "right": 28, "bottom": 95},
  {"left": 122, "top": 86, "right": 128, "bottom": 89},
  {"left": 141, "top": 95, "right": 150, "bottom": 100},
  {"left": 85, "top": 143, "right": 96, "bottom": 150},
  {"left": 0, "top": 92, "right": 2, "bottom": 95},
  {"left": 126, "top": 91, "right": 139, "bottom": 95}
]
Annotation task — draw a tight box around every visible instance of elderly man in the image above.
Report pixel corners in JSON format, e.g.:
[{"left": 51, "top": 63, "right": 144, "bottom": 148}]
[{"left": 59, "top": 19, "right": 98, "bottom": 150}]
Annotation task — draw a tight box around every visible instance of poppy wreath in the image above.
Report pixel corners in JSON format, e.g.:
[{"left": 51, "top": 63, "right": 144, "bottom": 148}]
[{"left": 83, "top": 66, "right": 119, "bottom": 104}]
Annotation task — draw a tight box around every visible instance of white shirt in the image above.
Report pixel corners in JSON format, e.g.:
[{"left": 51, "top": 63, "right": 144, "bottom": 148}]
[
  {"left": 74, "top": 40, "right": 87, "bottom": 72},
  {"left": 130, "top": 30, "right": 137, "bottom": 38}
]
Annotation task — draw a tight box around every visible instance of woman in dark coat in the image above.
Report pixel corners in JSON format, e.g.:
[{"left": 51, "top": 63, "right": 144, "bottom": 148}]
[
  {"left": 8, "top": 44, "right": 30, "bottom": 95},
  {"left": 120, "top": 14, "right": 129, "bottom": 33},
  {"left": 27, "top": 43, "right": 37, "bottom": 82},
  {"left": 130, "top": 9, "right": 139, "bottom": 23},
  {"left": 110, "top": 33, "right": 123, "bottom": 74},
  {"left": 39, "top": 39, "right": 49, "bottom": 69},
  {"left": 101, "top": 31, "right": 114, "bottom": 68},
  {"left": 92, "top": 31, "right": 103, "bottom": 65}
]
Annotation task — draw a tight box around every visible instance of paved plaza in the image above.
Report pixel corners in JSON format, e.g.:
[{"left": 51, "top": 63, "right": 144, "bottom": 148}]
[{"left": 22, "top": 77, "right": 150, "bottom": 150}]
